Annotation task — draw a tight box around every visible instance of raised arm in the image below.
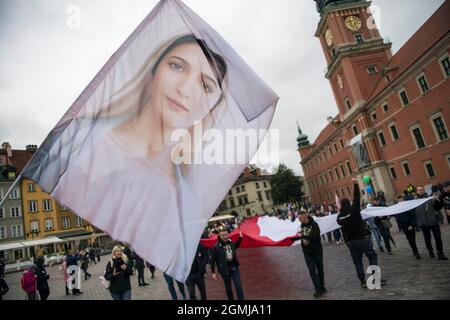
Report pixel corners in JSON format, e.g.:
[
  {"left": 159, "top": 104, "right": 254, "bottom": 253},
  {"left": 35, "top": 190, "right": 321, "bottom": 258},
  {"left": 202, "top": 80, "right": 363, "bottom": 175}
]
[{"left": 351, "top": 178, "right": 360, "bottom": 212}]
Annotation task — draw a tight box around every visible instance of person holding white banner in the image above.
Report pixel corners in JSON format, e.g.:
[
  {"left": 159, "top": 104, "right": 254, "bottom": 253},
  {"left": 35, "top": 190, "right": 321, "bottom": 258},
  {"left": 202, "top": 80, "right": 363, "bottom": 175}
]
[
  {"left": 337, "top": 178, "right": 384, "bottom": 288},
  {"left": 291, "top": 211, "right": 326, "bottom": 298},
  {"left": 415, "top": 186, "right": 448, "bottom": 260},
  {"left": 395, "top": 194, "right": 421, "bottom": 259}
]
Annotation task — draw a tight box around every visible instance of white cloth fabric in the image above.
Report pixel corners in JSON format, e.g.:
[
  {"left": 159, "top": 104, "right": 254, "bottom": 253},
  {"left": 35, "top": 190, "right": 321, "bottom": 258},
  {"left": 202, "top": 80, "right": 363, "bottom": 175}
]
[
  {"left": 257, "top": 197, "right": 433, "bottom": 244},
  {"left": 21, "top": 0, "right": 278, "bottom": 282}
]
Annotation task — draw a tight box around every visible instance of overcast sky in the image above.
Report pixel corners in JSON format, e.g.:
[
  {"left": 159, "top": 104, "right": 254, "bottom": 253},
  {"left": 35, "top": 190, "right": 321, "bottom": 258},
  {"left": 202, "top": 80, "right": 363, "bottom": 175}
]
[{"left": 0, "top": 0, "right": 445, "bottom": 175}]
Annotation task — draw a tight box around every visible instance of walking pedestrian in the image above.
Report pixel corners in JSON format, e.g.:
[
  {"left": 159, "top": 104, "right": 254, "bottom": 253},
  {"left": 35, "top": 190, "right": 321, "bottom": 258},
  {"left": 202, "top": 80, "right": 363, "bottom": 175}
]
[
  {"left": 186, "top": 243, "right": 209, "bottom": 300},
  {"left": 66, "top": 250, "right": 83, "bottom": 295},
  {"left": 373, "top": 197, "right": 394, "bottom": 255},
  {"left": 0, "top": 274, "right": 9, "bottom": 300},
  {"left": 434, "top": 180, "right": 450, "bottom": 225},
  {"left": 210, "top": 229, "right": 245, "bottom": 300},
  {"left": 133, "top": 253, "right": 148, "bottom": 286},
  {"left": 396, "top": 194, "right": 421, "bottom": 259},
  {"left": 61, "top": 255, "right": 70, "bottom": 295},
  {"left": 337, "top": 178, "right": 383, "bottom": 288},
  {"left": 34, "top": 256, "right": 50, "bottom": 300},
  {"left": 80, "top": 250, "right": 92, "bottom": 280},
  {"left": 88, "top": 248, "right": 97, "bottom": 266},
  {"left": 96, "top": 247, "right": 101, "bottom": 262},
  {"left": 291, "top": 211, "right": 327, "bottom": 297},
  {"left": 0, "top": 258, "right": 5, "bottom": 278},
  {"left": 163, "top": 272, "right": 186, "bottom": 300},
  {"left": 146, "top": 262, "right": 156, "bottom": 279},
  {"left": 21, "top": 265, "right": 38, "bottom": 300},
  {"left": 415, "top": 186, "right": 448, "bottom": 260},
  {"left": 104, "top": 245, "right": 133, "bottom": 300}
]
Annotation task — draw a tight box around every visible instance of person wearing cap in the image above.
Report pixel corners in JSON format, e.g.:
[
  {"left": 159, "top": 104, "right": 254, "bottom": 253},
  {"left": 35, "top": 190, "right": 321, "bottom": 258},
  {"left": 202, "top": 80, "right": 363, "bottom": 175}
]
[
  {"left": 415, "top": 186, "right": 448, "bottom": 260},
  {"left": 291, "top": 211, "right": 326, "bottom": 298}
]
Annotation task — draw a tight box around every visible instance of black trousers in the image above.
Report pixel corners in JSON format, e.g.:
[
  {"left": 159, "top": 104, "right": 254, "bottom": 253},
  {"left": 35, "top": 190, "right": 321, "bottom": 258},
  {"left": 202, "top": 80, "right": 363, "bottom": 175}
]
[
  {"left": 148, "top": 265, "right": 155, "bottom": 277},
  {"left": 186, "top": 273, "right": 207, "bottom": 300},
  {"left": 378, "top": 226, "right": 392, "bottom": 252},
  {"left": 137, "top": 268, "right": 145, "bottom": 284},
  {"left": 221, "top": 266, "right": 244, "bottom": 300},
  {"left": 304, "top": 253, "right": 325, "bottom": 291},
  {"left": 421, "top": 225, "right": 444, "bottom": 256},
  {"left": 347, "top": 237, "right": 378, "bottom": 282},
  {"left": 401, "top": 227, "right": 418, "bottom": 255},
  {"left": 39, "top": 289, "right": 50, "bottom": 300}
]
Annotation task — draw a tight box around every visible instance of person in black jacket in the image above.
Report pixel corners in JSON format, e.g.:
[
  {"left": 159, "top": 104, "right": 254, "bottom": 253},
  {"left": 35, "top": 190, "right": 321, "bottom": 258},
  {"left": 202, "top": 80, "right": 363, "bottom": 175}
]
[
  {"left": 186, "top": 243, "right": 209, "bottom": 300},
  {"left": 133, "top": 253, "right": 148, "bottom": 286},
  {"left": 396, "top": 194, "right": 421, "bottom": 259},
  {"left": 434, "top": 181, "right": 450, "bottom": 224},
  {"left": 104, "top": 245, "right": 133, "bottom": 300},
  {"left": 122, "top": 244, "right": 135, "bottom": 271},
  {"left": 337, "top": 178, "right": 379, "bottom": 288},
  {"left": 80, "top": 250, "right": 92, "bottom": 280},
  {"left": 146, "top": 262, "right": 156, "bottom": 279},
  {"left": 0, "top": 275, "right": 8, "bottom": 300},
  {"left": 34, "top": 256, "right": 50, "bottom": 300},
  {"left": 0, "top": 258, "right": 5, "bottom": 278},
  {"left": 291, "top": 211, "right": 326, "bottom": 297},
  {"left": 210, "top": 229, "right": 244, "bottom": 300}
]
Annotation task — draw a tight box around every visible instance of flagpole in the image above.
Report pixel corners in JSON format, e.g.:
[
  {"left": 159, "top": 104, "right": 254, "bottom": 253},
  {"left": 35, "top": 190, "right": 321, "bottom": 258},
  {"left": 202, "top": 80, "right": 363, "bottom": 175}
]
[{"left": 0, "top": 173, "right": 23, "bottom": 207}]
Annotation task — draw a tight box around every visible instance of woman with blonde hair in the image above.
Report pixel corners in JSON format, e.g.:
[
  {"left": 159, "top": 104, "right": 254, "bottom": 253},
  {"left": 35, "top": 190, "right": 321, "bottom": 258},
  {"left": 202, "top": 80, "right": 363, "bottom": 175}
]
[{"left": 104, "top": 245, "right": 133, "bottom": 300}]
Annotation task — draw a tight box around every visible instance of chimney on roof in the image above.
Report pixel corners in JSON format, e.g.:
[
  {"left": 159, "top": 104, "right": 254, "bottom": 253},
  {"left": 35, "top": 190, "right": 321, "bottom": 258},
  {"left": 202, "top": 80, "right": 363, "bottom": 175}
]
[
  {"left": 26, "top": 145, "right": 38, "bottom": 152},
  {"left": 1, "top": 142, "right": 12, "bottom": 158}
]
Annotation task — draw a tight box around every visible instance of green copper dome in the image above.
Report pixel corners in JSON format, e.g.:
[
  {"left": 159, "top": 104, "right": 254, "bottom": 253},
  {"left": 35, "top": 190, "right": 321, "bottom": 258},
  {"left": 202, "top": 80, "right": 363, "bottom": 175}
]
[{"left": 296, "top": 126, "right": 310, "bottom": 147}]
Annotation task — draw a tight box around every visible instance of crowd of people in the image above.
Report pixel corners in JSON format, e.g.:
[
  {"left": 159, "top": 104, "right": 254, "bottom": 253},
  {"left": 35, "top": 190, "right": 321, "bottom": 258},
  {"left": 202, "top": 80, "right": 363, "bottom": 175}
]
[{"left": 1, "top": 179, "right": 449, "bottom": 300}]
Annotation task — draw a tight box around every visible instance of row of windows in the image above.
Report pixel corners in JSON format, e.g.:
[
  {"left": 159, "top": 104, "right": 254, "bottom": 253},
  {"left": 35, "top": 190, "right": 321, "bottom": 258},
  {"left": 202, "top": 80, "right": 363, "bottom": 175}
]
[
  {"left": 27, "top": 199, "right": 53, "bottom": 213},
  {"left": 308, "top": 160, "right": 353, "bottom": 191},
  {"left": 29, "top": 216, "right": 84, "bottom": 232},
  {"left": 229, "top": 181, "right": 269, "bottom": 196},
  {"left": 0, "top": 187, "right": 20, "bottom": 200},
  {"left": 304, "top": 138, "right": 345, "bottom": 172},
  {"left": 0, "top": 225, "right": 23, "bottom": 239},
  {"left": 389, "top": 155, "right": 450, "bottom": 180},
  {"left": 0, "top": 206, "right": 22, "bottom": 219},
  {"left": 225, "top": 190, "right": 272, "bottom": 210},
  {"left": 370, "top": 55, "right": 450, "bottom": 124},
  {"left": 316, "top": 186, "right": 353, "bottom": 204},
  {"left": 376, "top": 113, "right": 448, "bottom": 150}
]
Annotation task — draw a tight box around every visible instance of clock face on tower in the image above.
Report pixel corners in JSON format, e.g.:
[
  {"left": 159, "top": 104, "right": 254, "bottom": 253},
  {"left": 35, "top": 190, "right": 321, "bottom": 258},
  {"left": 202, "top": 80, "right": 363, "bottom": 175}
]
[
  {"left": 325, "top": 29, "right": 333, "bottom": 46},
  {"left": 344, "top": 15, "right": 362, "bottom": 31}
]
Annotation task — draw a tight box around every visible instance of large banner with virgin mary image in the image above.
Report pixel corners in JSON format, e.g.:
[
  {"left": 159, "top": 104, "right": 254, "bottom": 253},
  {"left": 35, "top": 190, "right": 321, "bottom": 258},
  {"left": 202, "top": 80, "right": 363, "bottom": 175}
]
[{"left": 21, "top": 0, "right": 279, "bottom": 282}]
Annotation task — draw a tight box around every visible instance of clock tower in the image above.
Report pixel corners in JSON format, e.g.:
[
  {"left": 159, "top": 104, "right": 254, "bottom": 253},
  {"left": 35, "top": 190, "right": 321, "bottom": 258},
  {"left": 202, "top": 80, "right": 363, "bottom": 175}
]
[{"left": 314, "top": 0, "right": 392, "bottom": 118}]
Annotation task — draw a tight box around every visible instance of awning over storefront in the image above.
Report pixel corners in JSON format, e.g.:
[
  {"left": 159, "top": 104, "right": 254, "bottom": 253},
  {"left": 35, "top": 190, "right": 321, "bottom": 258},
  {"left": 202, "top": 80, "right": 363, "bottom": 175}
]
[
  {"left": 47, "top": 229, "right": 92, "bottom": 239},
  {"left": 0, "top": 241, "right": 25, "bottom": 251},
  {"left": 64, "top": 233, "right": 107, "bottom": 242},
  {"left": 208, "top": 215, "right": 235, "bottom": 223},
  {"left": 22, "top": 237, "right": 64, "bottom": 247}
]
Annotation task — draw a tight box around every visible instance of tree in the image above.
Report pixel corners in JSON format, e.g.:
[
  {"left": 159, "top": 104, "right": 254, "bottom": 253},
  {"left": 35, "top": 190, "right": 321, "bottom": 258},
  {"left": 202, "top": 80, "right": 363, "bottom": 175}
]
[{"left": 269, "top": 164, "right": 303, "bottom": 206}]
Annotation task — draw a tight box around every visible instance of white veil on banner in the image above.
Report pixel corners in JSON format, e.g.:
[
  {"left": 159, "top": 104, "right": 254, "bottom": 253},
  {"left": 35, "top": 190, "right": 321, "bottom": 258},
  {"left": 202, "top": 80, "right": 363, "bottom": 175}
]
[{"left": 21, "top": 0, "right": 279, "bottom": 282}]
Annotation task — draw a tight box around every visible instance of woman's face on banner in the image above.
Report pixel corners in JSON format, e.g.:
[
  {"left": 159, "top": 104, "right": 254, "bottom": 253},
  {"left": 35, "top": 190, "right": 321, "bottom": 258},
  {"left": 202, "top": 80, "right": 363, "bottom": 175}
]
[{"left": 150, "top": 42, "right": 222, "bottom": 130}]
